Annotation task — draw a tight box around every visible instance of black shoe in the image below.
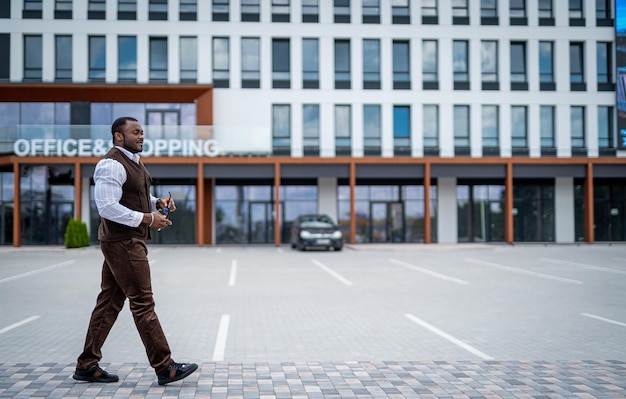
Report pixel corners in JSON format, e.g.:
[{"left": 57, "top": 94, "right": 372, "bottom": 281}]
[
  {"left": 73, "top": 366, "right": 119, "bottom": 383},
  {"left": 157, "top": 362, "right": 198, "bottom": 385}
]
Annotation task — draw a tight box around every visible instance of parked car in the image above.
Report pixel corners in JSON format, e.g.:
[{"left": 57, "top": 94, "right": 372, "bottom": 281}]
[{"left": 290, "top": 214, "right": 344, "bottom": 251}]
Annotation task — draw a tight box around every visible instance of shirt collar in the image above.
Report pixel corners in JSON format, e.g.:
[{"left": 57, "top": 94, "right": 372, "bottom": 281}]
[{"left": 115, "top": 146, "right": 140, "bottom": 163}]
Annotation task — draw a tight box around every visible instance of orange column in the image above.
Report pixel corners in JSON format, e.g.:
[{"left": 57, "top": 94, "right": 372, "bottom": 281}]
[
  {"left": 424, "top": 162, "right": 431, "bottom": 244},
  {"left": 196, "top": 162, "right": 205, "bottom": 246},
  {"left": 584, "top": 162, "right": 594, "bottom": 243},
  {"left": 505, "top": 161, "right": 513, "bottom": 244},
  {"left": 274, "top": 162, "right": 281, "bottom": 246},
  {"left": 13, "top": 161, "right": 21, "bottom": 247},
  {"left": 349, "top": 161, "right": 356, "bottom": 245}
]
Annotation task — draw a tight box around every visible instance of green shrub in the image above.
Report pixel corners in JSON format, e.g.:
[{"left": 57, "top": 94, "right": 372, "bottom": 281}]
[{"left": 64, "top": 218, "right": 90, "bottom": 248}]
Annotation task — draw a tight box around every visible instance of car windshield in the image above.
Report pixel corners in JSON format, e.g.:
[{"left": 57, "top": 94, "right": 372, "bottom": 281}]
[{"left": 300, "top": 215, "right": 335, "bottom": 229}]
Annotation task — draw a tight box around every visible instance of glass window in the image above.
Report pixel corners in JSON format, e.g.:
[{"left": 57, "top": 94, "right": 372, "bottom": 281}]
[
  {"left": 511, "top": 106, "right": 527, "bottom": 148},
  {"left": 481, "top": 41, "right": 498, "bottom": 82},
  {"left": 0, "top": 34, "right": 9, "bottom": 79},
  {"left": 335, "top": 40, "right": 351, "bottom": 89},
  {"left": 213, "top": 0, "right": 229, "bottom": 21},
  {"left": 334, "top": 0, "right": 350, "bottom": 23},
  {"left": 302, "top": 0, "right": 318, "bottom": 22},
  {"left": 597, "top": 42, "right": 611, "bottom": 84},
  {"left": 24, "top": 35, "right": 42, "bottom": 80},
  {"left": 540, "top": 106, "right": 555, "bottom": 148},
  {"left": 392, "top": 0, "right": 410, "bottom": 24},
  {"left": 452, "top": 0, "right": 468, "bottom": 17},
  {"left": 213, "top": 37, "right": 230, "bottom": 87},
  {"left": 88, "top": 36, "right": 105, "bottom": 81},
  {"left": 596, "top": 0, "right": 610, "bottom": 19},
  {"left": 272, "top": 38, "right": 290, "bottom": 88},
  {"left": 454, "top": 105, "right": 470, "bottom": 147},
  {"left": 335, "top": 105, "right": 351, "bottom": 153},
  {"left": 363, "top": 39, "right": 380, "bottom": 89},
  {"left": 482, "top": 105, "right": 499, "bottom": 147},
  {"left": 55, "top": 0, "right": 72, "bottom": 18},
  {"left": 538, "top": 0, "right": 552, "bottom": 18},
  {"left": 422, "top": 40, "right": 438, "bottom": 82},
  {"left": 393, "top": 40, "right": 410, "bottom": 89},
  {"left": 55, "top": 35, "right": 72, "bottom": 80},
  {"left": 180, "top": 37, "right": 197, "bottom": 82},
  {"left": 422, "top": 0, "right": 437, "bottom": 16},
  {"left": 118, "top": 36, "right": 137, "bottom": 81},
  {"left": 242, "top": 0, "right": 260, "bottom": 21},
  {"left": 23, "top": 0, "right": 42, "bottom": 18},
  {"left": 118, "top": 0, "right": 137, "bottom": 19},
  {"left": 510, "top": 0, "right": 526, "bottom": 17},
  {"left": 303, "top": 104, "right": 320, "bottom": 151},
  {"left": 423, "top": 104, "right": 439, "bottom": 148},
  {"left": 570, "top": 42, "right": 584, "bottom": 83},
  {"left": 571, "top": 106, "right": 585, "bottom": 148},
  {"left": 510, "top": 42, "right": 526, "bottom": 82},
  {"left": 272, "top": 0, "right": 289, "bottom": 22},
  {"left": 569, "top": 0, "right": 583, "bottom": 18},
  {"left": 362, "top": 0, "right": 380, "bottom": 23},
  {"left": 453, "top": 40, "right": 469, "bottom": 82},
  {"left": 272, "top": 104, "right": 291, "bottom": 152},
  {"left": 539, "top": 41, "right": 554, "bottom": 82},
  {"left": 393, "top": 106, "right": 411, "bottom": 151},
  {"left": 149, "top": 37, "right": 167, "bottom": 82},
  {"left": 481, "top": 0, "right": 497, "bottom": 17},
  {"left": 597, "top": 106, "right": 613, "bottom": 148},
  {"left": 302, "top": 38, "right": 319, "bottom": 88},
  {"left": 149, "top": 0, "right": 168, "bottom": 20},
  {"left": 363, "top": 104, "right": 381, "bottom": 151},
  {"left": 180, "top": 0, "right": 197, "bottom": 20},
  {"left": 241, "top": 37, "right": 260, "bottom": 88},
  {"left": 88, "top": 0, "right": 106, "bottom": 19}
]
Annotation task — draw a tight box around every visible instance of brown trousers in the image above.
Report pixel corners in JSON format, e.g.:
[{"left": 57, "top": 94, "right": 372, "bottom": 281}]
[{"left": 77, "top": 238, "right": 173, "bottom": 375}]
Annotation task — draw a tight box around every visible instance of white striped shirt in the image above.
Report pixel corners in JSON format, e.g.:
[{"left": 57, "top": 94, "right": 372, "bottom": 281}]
[{"left": 93, "top": 146, "right": 157, "bottom": 227}]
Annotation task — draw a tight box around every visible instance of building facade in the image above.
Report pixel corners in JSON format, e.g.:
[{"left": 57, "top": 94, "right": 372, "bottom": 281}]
[{"left": 1, "top": 0, "right": 625, "bottom": 247}]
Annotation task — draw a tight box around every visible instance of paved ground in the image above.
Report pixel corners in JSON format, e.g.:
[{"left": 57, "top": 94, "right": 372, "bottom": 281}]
[{"left": 0, "top": 243, "right": 625, "bottom": 398}]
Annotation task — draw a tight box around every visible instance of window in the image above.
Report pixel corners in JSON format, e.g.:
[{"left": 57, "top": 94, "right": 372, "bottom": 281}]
[
  {"left": 393, "top": 106, "right": 411, "bottom": 156},
  {"left": 539, "top": 41, "right": 555, "bottom": 90},
  {"left": 569, "top": 0, "right": 584, "bottom": 26},
  {"left": 334, "top": 0, "right": 350, "bottom": 23},
  {"left": 213, "top": 37, "right": 229, "bottom": 87},
  {"left": 0, "top": 34, "right": 9, "bottom": 80},
  {"left": 454, "top": 105, "right": 470, "bottom": 154},
  {"left": 272, "top": 0, "right": 289, "bottom": 22},
  {"left": 598, "top": 106, "right": 614, "bottom": 150},
  {"left": 570, "top": 42, "right": 585, "bottom": 90},
  {"left": 596, "top": 0, "right": 612, "bottom": 25},
  {"left": 118, "top": 36, "right": 137, "bottom": 82},
  {"left": 24, "top": 35, "right": 42, "bottom": 80},
  {"left": 118, "top": 0, "right": 137, "bottom": 19},
  {"left": 149, "top": 37, "right": 168, "bottom": 82},
  {"left": 453, "top": 40, "right": 469, "bottom": 90},
  {"left": 241, "top": 38, "right": 260, "bottom": 88},
  {"left": 422, "top": 40, "right": 438, "bottom": 89},
  {"left": 302, "top": 0, "right": 318, "bottom": 22},
  {"left": 481, "top": 40, "right": 498, "bottom": 90},
  {"left": 393, "top": 40, "right": 410, "bottom": 90},
  {"left": 180, "top": 0, "right": 197, "bottom": 20},
  {"left": 149, "top": 0, "right": 167, "bottom": 20},
  {"left": 242, "top": 0, "right": 260, "bottom": 22},
  {"left": 272, "top": 38, "right": 290, "bottom": 88},
  {"left": 510, "top": 0, "right": 527, "bottom": 25},
  {"left": 363, "top": 39, "right": 381, "bottom": 89},
  {"left": 213, "top": 0, "right": 229, "bottom": 21},
  {"left": 0, "top": 1, "right": 10, "bottom": 18},
  {"left": 363, "top": 0, "right": 380, "bottom": 24},
  {"left": 88, "top": 36, "right": 105, "bottom": 81},
  {"left": 302, "top": 38, "right": 319, "bottom": 88},
  {"left": 392, "top": 0, "right": 410, "bottom": 24},
  {"left": 88, "top": 0, "right": 106, "bottom": 19},
  {"left": 482, "top": 105, "right": 499, "bottom": 151},
  {"left": 452, "top": 0, "right": 469, "bottom": 25},
  {"left": 422, "top": 0, "right": 438, "bottom": 24},
  {"left": 423, "top": 105, "right": 439, "bottom": 153},
  {"left": 363, "top": 104, "right": 381, "bottom": 155},
  {"left": 273, "top": 105, "right": 291, "bottom": 155},
  {"left": 303, "top": 104, "right": 320, "bottom": 155},
  {"left": 597, "top": 42, "right": 613, "bottom": 90},
  {"left": 538, "top": 0, "right": 553, "bottom": 25},
  {"left": 571, "top": 106, "right": 585, "bottom": 149},
  {"left": 180, "top": 37, "right": 197, "bottom": 83},
  {"left": 540, "top": 105, "right": 555, "bottom": 152},
  {"left": 55, "top": 35, "right": 72, "bottom": 81},
  {"left": 335, "top": 40, "right": 351, "bottom": 89},
  {"left": 55, "top": 0, "right": 72, "bottom": 19},
  {"left": 23, "top": 0, "right": 42, "bottom": 18},
  {"left": 481, "top": 0, "right": 498, "bottom": 24},
  {"left": 335, "top": 105, "right": 351, "bottom": 155},
  {"left": 511, "top": 106, "right": 528, "bottom": 151},
  {"left": 510, "top": 42, "right": 527, "bottom": 90}
]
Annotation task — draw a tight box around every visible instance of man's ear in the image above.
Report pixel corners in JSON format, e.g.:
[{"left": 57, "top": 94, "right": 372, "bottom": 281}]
[{"left": 114, "top": 132, "right": 123, "bottom": 142}]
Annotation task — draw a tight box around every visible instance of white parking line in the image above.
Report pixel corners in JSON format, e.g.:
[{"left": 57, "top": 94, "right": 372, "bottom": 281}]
[
  {"left": 405, "top": 314, "right": 493, "bottom": 360},
  {"left": 0, "top": 316, "right": 41, "bottom": 335},
  {"left": 540, "top": 258, "right": 626, "bottom": 275},
  {"left": 581, "top": 313, "right": 626, "bottom": 328},
  {"left": 389, "top": 258, "right": 469, "bottom": 286},
  {"left": 212, "top": 314, "right": 230, "bottom": 361},
  {"left": 464, "top": 258, "right": 583, "bottom": 284},
  {"left": 228, "top": 259, "right": 237, "bottom": 287},
  {"left": 312, "top": 259, "right": 353, "bottom": 286},
  {"left": 0, "top": 260, "right": 76, "bottom": 284}
]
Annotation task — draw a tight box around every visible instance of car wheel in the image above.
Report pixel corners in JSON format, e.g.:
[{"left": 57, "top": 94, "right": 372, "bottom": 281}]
[
  {"left": 334, "top": 245, "right": 343, "bottom": 251},
  {"left": 291, "top": 243, "right": 296, "bottom": 249},
  {"left": 297, "top": 242, "right": 305, "bottom": 251}
]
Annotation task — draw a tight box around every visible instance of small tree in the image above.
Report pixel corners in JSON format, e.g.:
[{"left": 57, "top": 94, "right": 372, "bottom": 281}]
[{"left": 64, "top": 218, "right": 90, "bottom": 248}]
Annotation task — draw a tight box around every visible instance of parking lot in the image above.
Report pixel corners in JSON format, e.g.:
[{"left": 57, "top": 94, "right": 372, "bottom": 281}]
[{"left": 1, "top": 243, "right": 625, "bottom": 398}]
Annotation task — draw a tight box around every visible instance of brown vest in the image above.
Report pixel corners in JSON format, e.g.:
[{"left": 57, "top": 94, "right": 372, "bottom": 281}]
[{"left": 98, "top": 147, "right": 152, "bottom": 242}]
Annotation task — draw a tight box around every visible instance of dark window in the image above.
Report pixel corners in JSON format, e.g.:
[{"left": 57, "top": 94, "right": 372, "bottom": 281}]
[
  {"left": 335, "top": 105, "right": 351, "bottom": 155},
  {"left": 393, "top": 106, "right": 411, "bottom": 156},
  {"left": 393, "top": 40, "right": 410, "bottom": 90},
  {"left": 452, "top": 0, "right": 469, "bottom": 25},
  {"left": 180, "top": 0, "right": 197, "bottom": 20},
  {"left": 149, "top": 37, "right": 168, "bottom": 82},
  {"left": 363, "top": 39, "right": 380, "bottom": 89},
  {"left": 302, "top": 0, "right": 318, "bottom": 22},
  {"left": 88, "top": 36, "right": 106, "bottom": 81},
  {"left": 24, "top": 35, "right": 43, "bottom": 79},
  {"left": 302, "top": 38, "right": 319, "bottom": 88},
  {"left": 392, "top": 0, "right": 409, "bottom": 24},
  {"left": 421, "top": 0, "right": 438, "bottom": 24},
  {"left": 213, "top": 0, "right": 229, "bottom": 21},
  {"left": 0, "top": 0, "right": 10, "bottom": 18},
  {"left": 118, "top": 36, "right": 137, "bottom": 82},
  {"left": 510, "top": 41, "right": 528, "bottom": 90},
  {"left": 241, "top": 37, "right": 260, "bottom": 88},
  {"left": 334, "top": 0, "right": 350, "bottom": 23},
  {"left": 597, "top": 42, "right": 613, "bottom": 91},
  {"left": 55, "top": 35, "right": 72, "bottom": 81},
  {"left": 88, "top": 0, "right": 106, "bottom": 19},
  {"left": 569, "top": 0, "right": 584, "bottom": 26},
  {"left": 272, "top": 0, "right": 289, "bottom": 22},
  {"left": 335, "top": 40, "right": 351, "bottom": 89},
  {"left": 510, "top": 0, "right": 527, "bottom": 25},
  {"left": 0, "top": 34, "right": 10, "bottom": 79},
  {"left": 362, "top": 0, "right": 380, "bottom": 24},
  {"left": 213, "top": 37, "right": 230, "bottom": 88},
  {"left": 242, "top": 0, "right": 260, "bottom": 22},
  {"left": 149, "top": 0, "right": 168, "bottom": 20},
  {"left": 453, "top": 40, "right": 469, "bottom": 90},
  {"left": 598, "top": 106, "right": 613, "bottom": 149},
  {"left": 570, "top": 42, "right": 586, "bottom": 91},
  {"left": 596, "top": 0, "right": 613, "bottom": 25},
  {"left": 272, "top": 39, "right": 290, "bottom": 88},
  {"left": 23, "top": 0, "right": 42, "bottom": 18},
  {"left": 118, "top": 0, "right": 137, "bottom": 20},
  {"left": 363, "top": 104, "right": 381, "bottom": 155},
  {"left": 55, "top": 0, "right": 72, "bottom": 19}
]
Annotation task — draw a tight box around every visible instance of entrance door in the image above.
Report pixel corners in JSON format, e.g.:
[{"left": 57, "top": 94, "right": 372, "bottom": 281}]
[
  {"left": 248, "top": 202, "right": 275, "bottom": 243},
  {"left": 370, "top": 202, "right": 405, "bottom": 243}
]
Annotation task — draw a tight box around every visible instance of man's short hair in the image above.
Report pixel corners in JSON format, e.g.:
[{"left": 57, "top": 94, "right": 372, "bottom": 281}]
[{"left": 111, "top": 116, "right": 139, "bottom": 137}]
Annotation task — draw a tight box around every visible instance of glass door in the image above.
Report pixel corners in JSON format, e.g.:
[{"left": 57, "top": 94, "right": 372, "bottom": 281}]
[
  {"left": 370, "top": 202, "right": 405, "bottom": 243},
  {"left": 248, "top": 201, "right": 275, "bottom": 244}
]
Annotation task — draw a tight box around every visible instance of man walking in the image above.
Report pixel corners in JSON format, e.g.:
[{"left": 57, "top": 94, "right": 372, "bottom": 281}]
[{"left": 73, "top": 116, "right": 198, "bottom": 385}]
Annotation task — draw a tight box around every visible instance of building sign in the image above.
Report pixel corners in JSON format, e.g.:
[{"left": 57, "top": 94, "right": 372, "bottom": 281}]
[
  {"left": 13, "top": 139, "right": 219, "bottom": 157},
  {"left": 617, "top": 0, "right": 626, "bottom": 149}
]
